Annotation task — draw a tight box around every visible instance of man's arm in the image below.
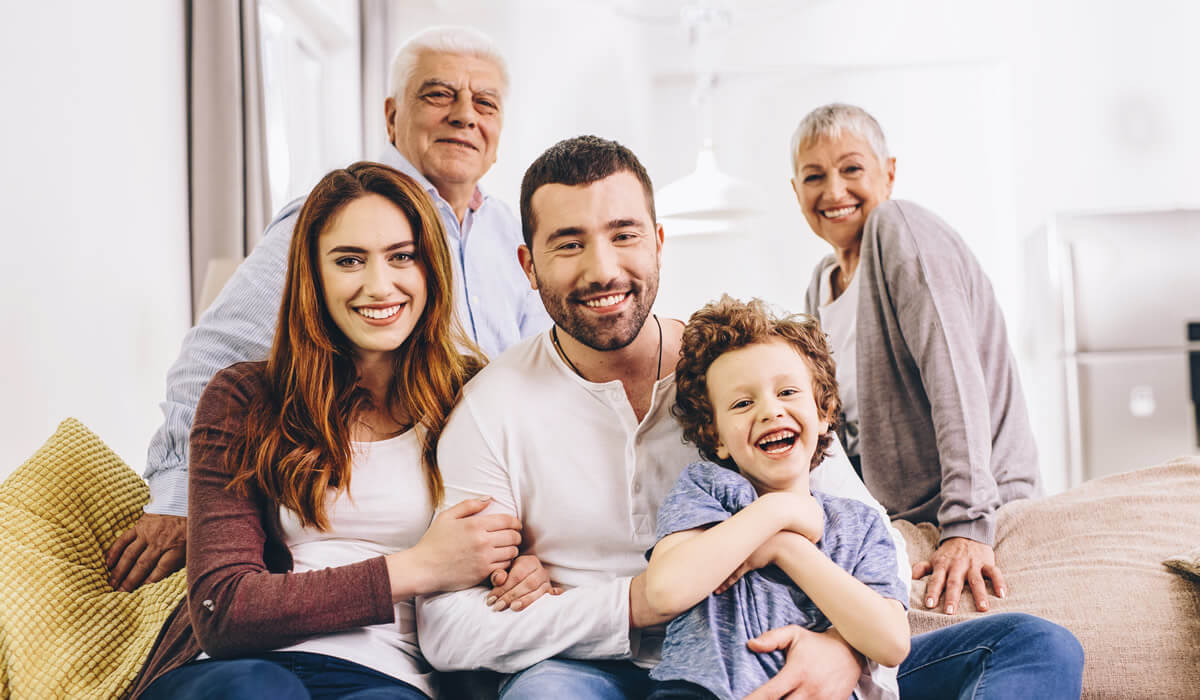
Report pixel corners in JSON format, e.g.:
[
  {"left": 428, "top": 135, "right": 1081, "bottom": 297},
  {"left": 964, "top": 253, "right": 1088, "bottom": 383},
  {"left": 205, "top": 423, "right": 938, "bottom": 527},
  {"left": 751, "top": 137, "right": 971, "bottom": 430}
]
[
  {"left": 107, "top": 199, "right": 301, "bottom": 592},
  {"left": 415, "top": 395, "right": 632, "bottom": 672}
]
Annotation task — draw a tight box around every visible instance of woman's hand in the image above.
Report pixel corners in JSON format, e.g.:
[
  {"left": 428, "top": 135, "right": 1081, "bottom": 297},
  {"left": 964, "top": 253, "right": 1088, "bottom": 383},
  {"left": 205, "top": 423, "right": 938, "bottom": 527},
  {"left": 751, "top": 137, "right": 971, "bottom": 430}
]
[
  {"left": 485, "top": 554, "right": 563, "bottom": 612},
  {"left": 912, "top": 536, "right": 1007, "bottom": 615},
  {"left": 387, "top": 496, "right": 522, "bottom": 600}
]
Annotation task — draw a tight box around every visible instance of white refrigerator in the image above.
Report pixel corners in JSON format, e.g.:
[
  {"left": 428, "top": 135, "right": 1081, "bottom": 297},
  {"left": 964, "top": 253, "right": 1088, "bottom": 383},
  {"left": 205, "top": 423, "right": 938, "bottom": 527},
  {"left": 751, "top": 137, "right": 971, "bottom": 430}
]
[{"left": 1032, "top": 208, "right": 1200, "bottom": 486}]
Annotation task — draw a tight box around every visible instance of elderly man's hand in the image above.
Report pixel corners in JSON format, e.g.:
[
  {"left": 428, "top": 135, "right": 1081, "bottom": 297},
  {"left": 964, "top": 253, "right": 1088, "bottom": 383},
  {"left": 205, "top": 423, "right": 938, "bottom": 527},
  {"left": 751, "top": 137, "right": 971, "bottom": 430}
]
[
  {"left": 912, "top": 536, "right": 1006, "bottom": 615},
  {"left": 743, "top": 625, "right": 862, "bottom": 700},
  {"left": 106, "top": 513, "right": 187, "bottom": 592}
]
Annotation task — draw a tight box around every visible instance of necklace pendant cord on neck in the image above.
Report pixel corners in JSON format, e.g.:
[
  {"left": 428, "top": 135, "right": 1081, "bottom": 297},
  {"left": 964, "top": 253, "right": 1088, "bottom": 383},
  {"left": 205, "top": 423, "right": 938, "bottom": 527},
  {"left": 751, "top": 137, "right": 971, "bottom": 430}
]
[{"left": 552, "top": 314, "right": 663, "bottom": 381}]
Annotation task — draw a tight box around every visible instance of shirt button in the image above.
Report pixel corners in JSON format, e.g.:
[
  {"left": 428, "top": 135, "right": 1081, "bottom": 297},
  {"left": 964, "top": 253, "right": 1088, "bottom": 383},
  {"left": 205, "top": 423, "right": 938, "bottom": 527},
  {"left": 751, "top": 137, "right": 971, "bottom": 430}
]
[
  {"left": 633, "top": 482, "right": 642, "bottom": 494},
  {"left": 469, "top": 295, "right": 480, "bottom": 307},
  {"left": 201, "top": 599, "right": 214, "bottom": 612}
]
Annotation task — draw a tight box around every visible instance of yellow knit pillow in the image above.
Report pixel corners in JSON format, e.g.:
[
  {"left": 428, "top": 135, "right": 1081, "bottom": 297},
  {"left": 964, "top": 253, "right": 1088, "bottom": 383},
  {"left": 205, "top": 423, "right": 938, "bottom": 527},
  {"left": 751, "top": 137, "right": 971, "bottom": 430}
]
[{"left": 0, "top": 418, "right": 185, "bottom": 699}]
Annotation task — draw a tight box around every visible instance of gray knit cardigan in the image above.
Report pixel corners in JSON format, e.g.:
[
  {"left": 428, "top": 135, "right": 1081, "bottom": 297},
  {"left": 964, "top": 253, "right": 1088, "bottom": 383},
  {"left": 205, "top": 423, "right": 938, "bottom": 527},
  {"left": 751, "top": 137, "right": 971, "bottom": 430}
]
[{"left": 804, "top": 200, "right": 1039, "bottom": 545}]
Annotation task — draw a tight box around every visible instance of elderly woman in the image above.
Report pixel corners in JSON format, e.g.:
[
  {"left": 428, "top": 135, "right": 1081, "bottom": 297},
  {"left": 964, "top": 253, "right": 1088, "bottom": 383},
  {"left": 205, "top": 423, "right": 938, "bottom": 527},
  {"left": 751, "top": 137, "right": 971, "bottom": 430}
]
[
  {"left": 789, "top": 104, "right": 1090, "bottom": 698},
  {"left": 792, "top": 103, "right": 1039, "bottom": 616}
]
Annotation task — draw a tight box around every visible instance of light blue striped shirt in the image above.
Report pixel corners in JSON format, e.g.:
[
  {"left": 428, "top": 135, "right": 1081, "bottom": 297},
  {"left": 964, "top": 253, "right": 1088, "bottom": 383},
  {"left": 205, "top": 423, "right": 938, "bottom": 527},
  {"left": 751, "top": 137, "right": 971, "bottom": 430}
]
[{"left": 143, "top": 146, "right": 550, "bottom": 516}]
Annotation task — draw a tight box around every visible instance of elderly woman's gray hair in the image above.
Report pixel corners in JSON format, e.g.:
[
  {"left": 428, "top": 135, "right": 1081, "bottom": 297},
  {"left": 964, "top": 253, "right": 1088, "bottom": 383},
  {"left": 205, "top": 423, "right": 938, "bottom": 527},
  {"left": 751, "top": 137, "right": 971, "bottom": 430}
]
[
  {"left": 387, "top": 25, "right": 510, "bottom": 100},
  {"left": 790, "top": 103, "right": 890, "bottom": 175}
]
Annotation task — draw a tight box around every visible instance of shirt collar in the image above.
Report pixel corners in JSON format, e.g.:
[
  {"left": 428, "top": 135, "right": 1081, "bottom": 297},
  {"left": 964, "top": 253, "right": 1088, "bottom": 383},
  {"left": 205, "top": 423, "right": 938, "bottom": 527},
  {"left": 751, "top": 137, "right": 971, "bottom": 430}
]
[{"left": 379, "top": 143, "right": 489, "bottom": 214}]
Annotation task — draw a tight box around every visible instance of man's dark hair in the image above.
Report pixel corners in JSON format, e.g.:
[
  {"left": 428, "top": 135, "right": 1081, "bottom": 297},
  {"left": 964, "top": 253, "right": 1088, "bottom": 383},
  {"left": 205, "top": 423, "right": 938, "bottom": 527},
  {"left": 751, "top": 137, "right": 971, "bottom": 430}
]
[{"left": 519, "top": 135, "right": 656, "bottom": 248}]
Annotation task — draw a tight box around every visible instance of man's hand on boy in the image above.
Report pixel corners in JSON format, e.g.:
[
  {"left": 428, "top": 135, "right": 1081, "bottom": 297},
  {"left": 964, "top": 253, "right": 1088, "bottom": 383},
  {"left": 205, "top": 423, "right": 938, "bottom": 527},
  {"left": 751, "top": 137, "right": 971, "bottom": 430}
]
[
  {"left": 486, "top": 553, "right": 561, "bottom": 612},
  {"left": 744, "top": 625, "right": 862, "bottom": 700},
  {"left": 912, "top": 536, "right": 1007, "bottom": 615}
]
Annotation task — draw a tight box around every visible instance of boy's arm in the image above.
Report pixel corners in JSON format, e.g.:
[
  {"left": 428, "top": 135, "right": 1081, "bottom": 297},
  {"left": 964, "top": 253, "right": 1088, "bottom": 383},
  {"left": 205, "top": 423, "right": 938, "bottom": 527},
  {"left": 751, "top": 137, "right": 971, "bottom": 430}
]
[
  {"left": 768, "top": 532, "right": 910, "bottom": 667},
  {"left": 642, "top": 491, "right": 819, "bottom": 620}
]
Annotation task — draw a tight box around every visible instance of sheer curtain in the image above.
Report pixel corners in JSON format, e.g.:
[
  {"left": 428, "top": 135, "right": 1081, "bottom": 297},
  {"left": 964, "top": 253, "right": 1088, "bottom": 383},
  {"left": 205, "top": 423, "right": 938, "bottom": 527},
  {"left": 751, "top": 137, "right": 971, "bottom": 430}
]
[{"left": 187, "top": 0, "right": 270, "bottom": 320}]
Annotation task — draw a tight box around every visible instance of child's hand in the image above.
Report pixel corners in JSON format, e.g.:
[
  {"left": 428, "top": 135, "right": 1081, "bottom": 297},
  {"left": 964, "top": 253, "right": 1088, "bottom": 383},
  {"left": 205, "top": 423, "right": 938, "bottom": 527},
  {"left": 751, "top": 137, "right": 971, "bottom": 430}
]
[
  {"left": 486, "top": 554, "right": 562, "bottom": 612},
  {"left": 714, "top": 532, "right": 785, "bottom": 595},
  {"left": 763, "top": 491, "right": 824, "bottom": 543}
]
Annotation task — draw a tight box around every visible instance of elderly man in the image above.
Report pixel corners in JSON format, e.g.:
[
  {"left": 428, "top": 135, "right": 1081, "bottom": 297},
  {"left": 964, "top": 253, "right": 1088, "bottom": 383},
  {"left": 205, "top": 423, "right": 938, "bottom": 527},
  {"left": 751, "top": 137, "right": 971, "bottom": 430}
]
[
  {"left": 106, "top": 25, "right": 549, "bottom": 593},
  {"left": 416, "top": 135, "right": 1083, "bottom": 699}
]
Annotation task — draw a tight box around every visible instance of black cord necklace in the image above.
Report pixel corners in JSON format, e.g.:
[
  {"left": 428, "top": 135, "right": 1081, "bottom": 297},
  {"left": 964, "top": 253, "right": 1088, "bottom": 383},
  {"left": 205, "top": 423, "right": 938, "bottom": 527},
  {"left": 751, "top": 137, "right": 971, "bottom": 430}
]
[{"left": 552, "top": 314, "right": 663, "bottom": 381}]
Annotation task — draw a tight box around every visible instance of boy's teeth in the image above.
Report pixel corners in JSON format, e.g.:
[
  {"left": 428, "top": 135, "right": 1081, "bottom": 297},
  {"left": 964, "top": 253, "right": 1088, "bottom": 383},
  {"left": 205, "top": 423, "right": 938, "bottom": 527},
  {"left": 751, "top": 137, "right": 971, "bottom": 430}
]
[
  {"left": 357, "top": 305, "right": 401, "bottom": 319},
  {"left": 585, "top": 294, "right": 625, "bottom": 308},
  {"left": 823, "top": 205, "right": 856, "bottom": 218}
]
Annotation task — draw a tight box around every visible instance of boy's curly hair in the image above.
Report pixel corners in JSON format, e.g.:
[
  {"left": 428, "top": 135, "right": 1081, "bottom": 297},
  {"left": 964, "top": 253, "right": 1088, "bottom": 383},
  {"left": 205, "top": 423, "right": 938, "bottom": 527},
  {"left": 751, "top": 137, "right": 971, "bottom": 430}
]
[{"left": 673, "top": 295, "right": 841, "bottom": 471}]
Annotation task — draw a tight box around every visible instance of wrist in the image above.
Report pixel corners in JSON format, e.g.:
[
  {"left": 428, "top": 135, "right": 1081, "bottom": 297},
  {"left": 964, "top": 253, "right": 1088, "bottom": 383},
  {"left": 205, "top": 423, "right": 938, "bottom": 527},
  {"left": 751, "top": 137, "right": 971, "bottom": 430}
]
[{"left": 386, "top": 547, "right": 437, "bottom": 602}]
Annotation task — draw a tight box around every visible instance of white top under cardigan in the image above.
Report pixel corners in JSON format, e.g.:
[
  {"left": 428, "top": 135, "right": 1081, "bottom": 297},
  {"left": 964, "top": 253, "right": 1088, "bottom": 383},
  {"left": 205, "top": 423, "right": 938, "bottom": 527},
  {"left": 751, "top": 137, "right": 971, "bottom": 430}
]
[
  {"left": 818, "top": 260, "right": 863, "bottom": 457},
  {"left": 416, "top": 329, "right": 910, "bottom": 691},
  {"left": 276, "top": 430, "right": 435, "bottom": 698}
]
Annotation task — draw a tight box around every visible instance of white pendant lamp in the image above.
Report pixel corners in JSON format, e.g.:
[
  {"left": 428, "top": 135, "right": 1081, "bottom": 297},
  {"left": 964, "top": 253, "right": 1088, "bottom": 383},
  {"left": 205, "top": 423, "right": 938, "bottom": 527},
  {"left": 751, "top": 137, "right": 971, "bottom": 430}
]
[{"left": 656, "top": 1, "right": 762, "bottom": 235}]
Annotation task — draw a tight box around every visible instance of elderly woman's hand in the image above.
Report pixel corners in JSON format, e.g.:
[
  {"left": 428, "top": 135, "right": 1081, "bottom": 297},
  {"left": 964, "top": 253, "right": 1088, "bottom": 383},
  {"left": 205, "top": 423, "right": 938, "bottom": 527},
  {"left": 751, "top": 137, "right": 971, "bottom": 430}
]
[{"left": 912, "top": 537, "right": 1007, "bottom": 615}]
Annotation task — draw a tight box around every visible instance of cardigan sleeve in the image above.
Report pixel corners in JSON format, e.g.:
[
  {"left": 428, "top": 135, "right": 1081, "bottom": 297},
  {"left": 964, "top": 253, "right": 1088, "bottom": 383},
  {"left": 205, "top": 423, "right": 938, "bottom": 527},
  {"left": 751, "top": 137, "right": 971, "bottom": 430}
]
[
  {"left": 184, "top": 363, "right": 396, "bottom": 658},
  {"left": 867, "top": 201, "right": 1003, "bottom": 544}
]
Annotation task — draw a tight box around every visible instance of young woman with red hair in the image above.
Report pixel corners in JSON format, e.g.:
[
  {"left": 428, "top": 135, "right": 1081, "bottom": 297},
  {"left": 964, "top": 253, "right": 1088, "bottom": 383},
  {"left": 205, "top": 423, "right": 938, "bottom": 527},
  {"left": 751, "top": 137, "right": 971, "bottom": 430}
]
[{"left": 131, "top": 162, "right": 545, "bottom": 699}]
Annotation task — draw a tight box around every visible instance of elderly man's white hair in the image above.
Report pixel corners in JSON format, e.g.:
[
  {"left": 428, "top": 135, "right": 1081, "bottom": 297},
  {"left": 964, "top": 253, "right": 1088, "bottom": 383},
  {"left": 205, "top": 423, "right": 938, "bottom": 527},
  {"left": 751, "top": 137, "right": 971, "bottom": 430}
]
[
  {"left": 790, "top": 103, "right": 890, "bottom": 175},
  {"left": 388, "top": 25, "right": 510, "bottom": 100}
]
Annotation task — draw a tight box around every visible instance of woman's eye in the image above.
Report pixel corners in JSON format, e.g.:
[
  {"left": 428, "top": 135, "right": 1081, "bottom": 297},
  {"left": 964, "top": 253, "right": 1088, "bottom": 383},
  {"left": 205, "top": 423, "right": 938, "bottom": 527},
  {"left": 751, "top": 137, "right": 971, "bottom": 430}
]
[
  {"left": 843, "top": 165, "right": 863, "bottom": 176},
  {"left": 779, "top": 388, "right": 798, "bottom": 397},
  {"left": 335, "top": 256, "right": 362, "bottom": 268},
  {"left": 732, "top": 399, "right": 752, "bottom": 410},
  {"left": 804, "top": 174, "right": 823, "bottom": 184},
  {"left": 390, "top": 252, "right": 414, "bottom": 263}
]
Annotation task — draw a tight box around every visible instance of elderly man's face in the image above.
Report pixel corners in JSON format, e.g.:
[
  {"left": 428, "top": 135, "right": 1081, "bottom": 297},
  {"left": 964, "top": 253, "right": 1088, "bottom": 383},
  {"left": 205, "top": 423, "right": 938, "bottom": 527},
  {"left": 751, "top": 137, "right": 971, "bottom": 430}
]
[
  {"left": 790, "top": 132, "right": 895, "bottom": 253},
  {"left": 518, "top": 171, "right": 663, "bottom": 351},
  {"left": 385, "top": 51, "right": 503, "bottom": 194}
]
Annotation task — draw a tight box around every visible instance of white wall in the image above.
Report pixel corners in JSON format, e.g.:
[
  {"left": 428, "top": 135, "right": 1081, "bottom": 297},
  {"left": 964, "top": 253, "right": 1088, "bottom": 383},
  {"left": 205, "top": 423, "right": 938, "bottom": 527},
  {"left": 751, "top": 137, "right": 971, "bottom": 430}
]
[
  {"left": 383, "top": 0, "right": 1200, "bottom": 494},
  {"left": 0, "top": 2, "right": 190, "bottom": 480},
  {"left": 3, "top": 0, "right": 1195, "bottom": 491}
]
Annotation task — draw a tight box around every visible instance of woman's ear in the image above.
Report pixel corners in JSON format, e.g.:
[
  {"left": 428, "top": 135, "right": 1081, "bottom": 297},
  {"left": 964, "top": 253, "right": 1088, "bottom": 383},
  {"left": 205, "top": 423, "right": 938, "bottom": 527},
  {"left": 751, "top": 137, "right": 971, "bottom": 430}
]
[{"left": 716, "top": 443, "right": 729, "bottom": 460}]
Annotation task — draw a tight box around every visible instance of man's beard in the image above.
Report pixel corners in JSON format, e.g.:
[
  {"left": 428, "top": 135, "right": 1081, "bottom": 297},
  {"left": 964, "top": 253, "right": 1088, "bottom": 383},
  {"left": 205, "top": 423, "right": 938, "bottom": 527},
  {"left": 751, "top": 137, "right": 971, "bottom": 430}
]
[{"left": 536, "top": 273, "right": 659, "bottom": 352}]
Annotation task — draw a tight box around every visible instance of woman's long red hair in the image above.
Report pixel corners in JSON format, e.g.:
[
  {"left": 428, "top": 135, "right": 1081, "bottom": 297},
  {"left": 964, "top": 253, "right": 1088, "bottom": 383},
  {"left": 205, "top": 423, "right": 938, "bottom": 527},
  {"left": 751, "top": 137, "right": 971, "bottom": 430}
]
[{"left": 227, "top": 162, "right": 483, "bottom": 530}]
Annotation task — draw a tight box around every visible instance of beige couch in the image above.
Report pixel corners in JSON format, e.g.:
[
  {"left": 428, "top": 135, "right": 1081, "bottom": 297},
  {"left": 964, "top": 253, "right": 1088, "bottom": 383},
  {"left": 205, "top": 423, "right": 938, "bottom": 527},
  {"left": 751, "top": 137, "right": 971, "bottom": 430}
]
[{"left": 899, "top": 458, "right": 1200, "bottom": 698}]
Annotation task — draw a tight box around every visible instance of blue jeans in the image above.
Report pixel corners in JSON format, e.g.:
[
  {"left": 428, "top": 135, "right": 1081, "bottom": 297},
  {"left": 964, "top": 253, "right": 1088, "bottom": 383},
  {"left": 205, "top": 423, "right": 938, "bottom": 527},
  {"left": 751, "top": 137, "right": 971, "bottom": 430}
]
[
  {"left": 900, "top": 613, "right": 1085, "bottom": 700},
  {"left": 498, "top": 613, "right": 1083, "bottom": 700},
  {"left": 140, "top": 651, "right": 430, "bottom": 700},
  {"left": 498, "top": 659, "right": 651, "bottom": 700}
]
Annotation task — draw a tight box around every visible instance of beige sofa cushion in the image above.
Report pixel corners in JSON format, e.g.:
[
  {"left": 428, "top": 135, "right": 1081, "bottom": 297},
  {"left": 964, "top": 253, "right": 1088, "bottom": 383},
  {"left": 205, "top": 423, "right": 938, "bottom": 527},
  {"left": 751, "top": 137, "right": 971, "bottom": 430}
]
[{"left": 898, "top": 457, "right": 1200, "bottom": 699}]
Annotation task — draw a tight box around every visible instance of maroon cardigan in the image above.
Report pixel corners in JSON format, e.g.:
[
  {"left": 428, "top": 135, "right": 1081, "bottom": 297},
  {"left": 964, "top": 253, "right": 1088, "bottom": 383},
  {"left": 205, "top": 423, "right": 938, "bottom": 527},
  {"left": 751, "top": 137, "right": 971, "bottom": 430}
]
[{"left": 129, "top": 362, "right": 395, "bottom": 698}]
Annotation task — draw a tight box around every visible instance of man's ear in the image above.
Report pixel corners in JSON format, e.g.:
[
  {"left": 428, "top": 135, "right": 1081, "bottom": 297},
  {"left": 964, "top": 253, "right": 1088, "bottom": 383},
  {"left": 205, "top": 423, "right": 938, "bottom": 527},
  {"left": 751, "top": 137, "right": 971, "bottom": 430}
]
[
  {"left": 884, "top": 156, "right": 897, "bottom": 198},
  {"left": 517, "top": 244, "right": 538, "bottom": 291},
  {"left": 384, "top": 97, "right": 398, "bottom": 146}
]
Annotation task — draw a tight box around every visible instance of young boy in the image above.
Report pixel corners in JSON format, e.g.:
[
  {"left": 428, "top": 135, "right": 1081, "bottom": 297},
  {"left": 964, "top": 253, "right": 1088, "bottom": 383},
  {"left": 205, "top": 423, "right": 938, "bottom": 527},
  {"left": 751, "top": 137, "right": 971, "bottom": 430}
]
[{"left": 643, "top": 296, "right": 910, "bottom": 700}]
